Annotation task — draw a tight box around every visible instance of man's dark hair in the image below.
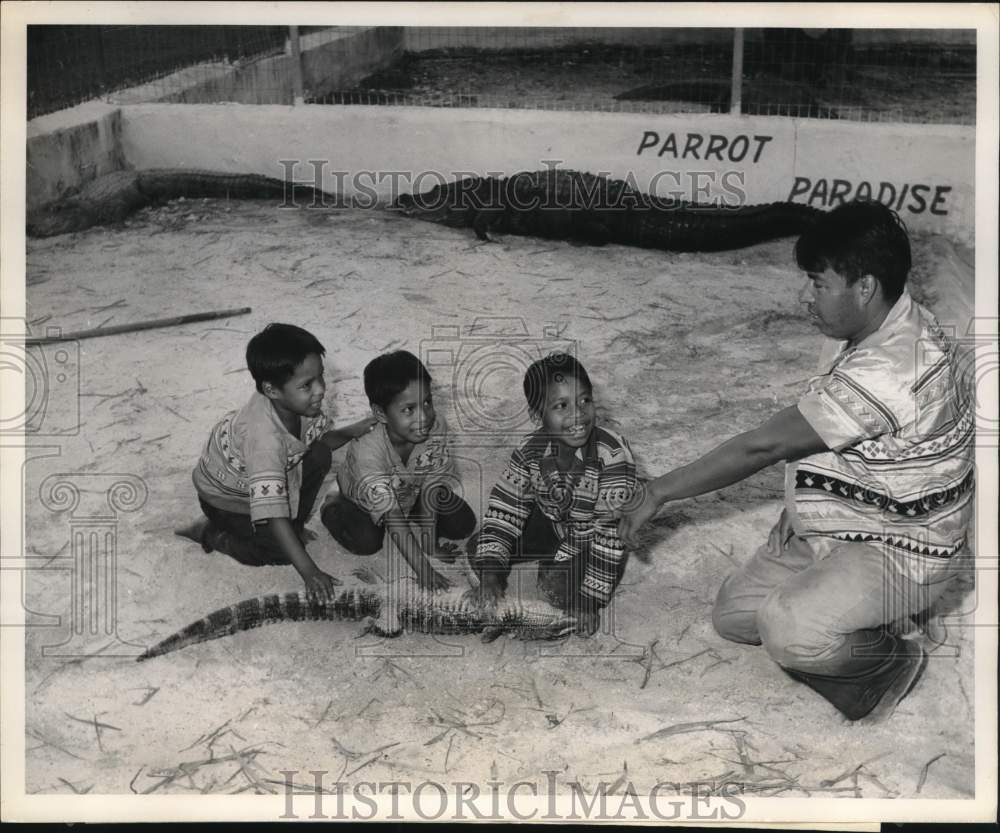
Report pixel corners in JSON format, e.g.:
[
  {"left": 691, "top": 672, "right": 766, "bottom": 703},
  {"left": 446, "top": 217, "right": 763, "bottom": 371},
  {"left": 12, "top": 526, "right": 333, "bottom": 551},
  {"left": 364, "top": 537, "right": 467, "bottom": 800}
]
[
  {"left": 523, "top": 353, "right": 592, "bottom": 415},
  {"left": 246, "top": 323, "right": 325, "bottom": 393},
  {"left": 364, "top": 350, "right": 433, "bottom": 409},
  {"left": 794, "top": 199, "right": 912, "bottom": 302}
]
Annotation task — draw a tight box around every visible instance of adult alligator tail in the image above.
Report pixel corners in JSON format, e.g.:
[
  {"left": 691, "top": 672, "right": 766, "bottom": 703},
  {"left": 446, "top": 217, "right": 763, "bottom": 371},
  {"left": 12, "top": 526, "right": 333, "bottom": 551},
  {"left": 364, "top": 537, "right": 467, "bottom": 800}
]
[
  {"left": 136, "top": 587, "right": 577, "bottom": 661},
  {"left": 394, "top": 169, "right": 822, "bottom": 252},
  {"left": 26, "top": 169, "right": 338, "bottom": 238}
]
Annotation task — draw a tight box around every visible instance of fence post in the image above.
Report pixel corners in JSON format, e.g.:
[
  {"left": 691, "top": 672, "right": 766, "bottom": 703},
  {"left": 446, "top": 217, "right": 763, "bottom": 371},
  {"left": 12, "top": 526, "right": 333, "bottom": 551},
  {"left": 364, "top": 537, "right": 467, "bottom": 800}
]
[
  {"left": 289, "top": 26, "right": 304, "bottom": 105},
  {"left": 731, "top": 28, "right": 744, "bottom": 116},
  {"left": 93, "top": 27, "right": 107, "bottom": 97}
]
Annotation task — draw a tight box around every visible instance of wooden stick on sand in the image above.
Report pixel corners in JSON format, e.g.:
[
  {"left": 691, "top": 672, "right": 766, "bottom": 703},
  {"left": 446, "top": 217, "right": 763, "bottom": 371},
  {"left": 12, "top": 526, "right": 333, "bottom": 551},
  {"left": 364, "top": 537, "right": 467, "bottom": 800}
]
[{"left": 25, "top": 307, "right": 252, "bottom": 346}]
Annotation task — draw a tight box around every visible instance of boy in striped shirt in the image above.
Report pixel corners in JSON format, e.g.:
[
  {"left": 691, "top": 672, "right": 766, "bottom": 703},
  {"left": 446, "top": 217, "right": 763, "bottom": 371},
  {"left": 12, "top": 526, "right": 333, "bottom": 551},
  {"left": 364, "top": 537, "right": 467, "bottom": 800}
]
[{"left": 470, "top": 353, "right": 638, "bottom": 636}]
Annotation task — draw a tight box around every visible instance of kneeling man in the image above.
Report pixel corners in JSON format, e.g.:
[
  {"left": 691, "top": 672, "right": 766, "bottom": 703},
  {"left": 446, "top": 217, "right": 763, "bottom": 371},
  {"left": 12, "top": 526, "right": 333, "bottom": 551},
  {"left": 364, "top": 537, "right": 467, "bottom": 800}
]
[{"left": 621, "top": 200, "right": 974, "bottom": 722}]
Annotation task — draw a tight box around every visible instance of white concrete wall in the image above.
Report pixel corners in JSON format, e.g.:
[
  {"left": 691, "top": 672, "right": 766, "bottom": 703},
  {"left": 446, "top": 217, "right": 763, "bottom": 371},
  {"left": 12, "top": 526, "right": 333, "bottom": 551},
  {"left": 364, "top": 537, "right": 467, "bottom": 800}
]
[
  {"left": 24, "top": 26, "right": 404, "bottom": 210},
  {"left": 26, "top": 102, "right": 125, "bottom": 209},
  {"left": 791, "top": 120, "right": 973, "bottom": 239},
  {"left": 118, "top": 103, "right": 974, "bottom": 242}
]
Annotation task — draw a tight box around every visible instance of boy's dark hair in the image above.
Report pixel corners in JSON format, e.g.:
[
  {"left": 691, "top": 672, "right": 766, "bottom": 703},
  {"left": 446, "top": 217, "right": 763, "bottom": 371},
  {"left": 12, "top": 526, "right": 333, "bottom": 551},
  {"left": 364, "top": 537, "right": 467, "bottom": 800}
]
[
  {"left": 246, "top": 323, "right": 325, "bottom": 393},
  {"left": 364, "top": 350, "right": 433, "bottom": 409},
  {"left": 795, "top": 199, "right": 912, "bottom": 302},
  {"left": 523, "top": 353, "right": 592, "bottom": 415}
]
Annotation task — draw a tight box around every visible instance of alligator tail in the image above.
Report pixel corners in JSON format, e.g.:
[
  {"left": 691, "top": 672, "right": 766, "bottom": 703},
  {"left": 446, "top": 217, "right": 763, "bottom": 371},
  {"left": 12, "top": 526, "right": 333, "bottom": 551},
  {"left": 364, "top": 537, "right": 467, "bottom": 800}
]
[
  {"left": 135, "top": 170, "right": 336, "bottom": 206},
  {"left": 136, "top": 589, "right": 379, "bottom": 662},
  {"left": 635, "top": 201, "right": 822, "bottom": 252},
  {"left": 27, "top": 168, "right": 340, "bottom": 238}
]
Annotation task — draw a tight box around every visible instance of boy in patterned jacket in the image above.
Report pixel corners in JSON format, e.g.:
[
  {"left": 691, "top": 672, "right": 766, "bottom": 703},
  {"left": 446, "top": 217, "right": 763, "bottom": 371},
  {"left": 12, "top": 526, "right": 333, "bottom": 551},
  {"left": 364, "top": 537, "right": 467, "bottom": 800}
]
[{"left": 471, "top": 353, "right": 638, "bottom": 635}]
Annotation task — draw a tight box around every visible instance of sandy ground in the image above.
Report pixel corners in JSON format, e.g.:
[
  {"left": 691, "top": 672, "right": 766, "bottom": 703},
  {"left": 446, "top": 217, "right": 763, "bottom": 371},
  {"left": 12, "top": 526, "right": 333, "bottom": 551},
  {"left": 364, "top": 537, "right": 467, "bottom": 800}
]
[{"left": 22, "top": 196, "right": 977, "bottom": 801}]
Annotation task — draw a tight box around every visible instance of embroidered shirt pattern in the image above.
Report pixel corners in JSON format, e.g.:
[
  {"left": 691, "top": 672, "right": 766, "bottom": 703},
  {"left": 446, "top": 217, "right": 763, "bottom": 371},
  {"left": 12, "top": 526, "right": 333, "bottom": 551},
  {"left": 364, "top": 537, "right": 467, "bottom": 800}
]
[
  {"left": 338, "top": 413, "right": 456, "bottom": 525},
  {"left": 790, "top": 290, "right": 974, "bottom": 582},
  {"left": 472, "top": 425, "right": 638, "bottom": 606},
  {"left": 193, "top": 391, "right": 329, "bottom": 523}
]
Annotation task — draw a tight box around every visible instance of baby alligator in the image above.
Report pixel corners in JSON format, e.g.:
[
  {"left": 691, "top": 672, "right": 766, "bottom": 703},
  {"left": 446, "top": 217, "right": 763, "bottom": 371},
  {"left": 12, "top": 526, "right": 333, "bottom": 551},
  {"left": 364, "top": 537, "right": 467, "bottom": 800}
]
[{"left": 137, "top": 587, "right": 577, "bottom": 661}]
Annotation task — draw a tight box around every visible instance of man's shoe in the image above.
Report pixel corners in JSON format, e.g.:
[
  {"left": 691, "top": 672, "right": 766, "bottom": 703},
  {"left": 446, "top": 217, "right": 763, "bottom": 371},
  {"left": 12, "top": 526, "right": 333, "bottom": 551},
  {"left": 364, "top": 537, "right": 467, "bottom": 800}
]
[
  {"left": 856, "top": 645, "right": 928, "bottom": 724},
  {"left": 781, "top": 629, "right": 928, "bottom": 722}
]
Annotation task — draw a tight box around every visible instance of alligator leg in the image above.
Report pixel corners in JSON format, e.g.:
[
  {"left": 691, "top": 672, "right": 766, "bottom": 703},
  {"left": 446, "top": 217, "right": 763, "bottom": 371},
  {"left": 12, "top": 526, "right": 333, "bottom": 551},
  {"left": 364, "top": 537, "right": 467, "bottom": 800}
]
[{"left": 473, "top": 208, "right": 507, "bottom": 241}]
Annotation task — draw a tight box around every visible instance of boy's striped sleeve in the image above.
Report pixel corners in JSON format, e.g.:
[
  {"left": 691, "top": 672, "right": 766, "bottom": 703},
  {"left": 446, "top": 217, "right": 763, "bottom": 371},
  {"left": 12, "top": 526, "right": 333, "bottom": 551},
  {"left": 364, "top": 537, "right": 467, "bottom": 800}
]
[
  {"left": 473, "top": 446, "right": 535, "bottom": 571},
  {"left": 580, "top": 432, "right": 638, "bottom": 606}
]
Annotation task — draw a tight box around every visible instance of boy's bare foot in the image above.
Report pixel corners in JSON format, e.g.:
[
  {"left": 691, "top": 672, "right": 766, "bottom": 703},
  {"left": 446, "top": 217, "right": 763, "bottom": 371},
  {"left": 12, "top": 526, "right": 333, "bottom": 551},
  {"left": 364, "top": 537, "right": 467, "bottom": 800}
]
[{"left": 174, "top": 518, "right": 213, "bottom": 553}]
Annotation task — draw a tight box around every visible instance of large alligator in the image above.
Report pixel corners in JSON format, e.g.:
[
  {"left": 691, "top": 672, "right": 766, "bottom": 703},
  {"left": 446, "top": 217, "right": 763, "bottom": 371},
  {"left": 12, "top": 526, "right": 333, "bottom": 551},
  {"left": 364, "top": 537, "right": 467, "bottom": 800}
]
[
  {"left": 137, "top": 586, "right": 577, "bottom": 661},
  {"left": 28, "top": 166, "right": 822, "bottom": 253},
  {"left": 394, "top": 169, "right": 822, "bottom": 252},
  {"left": 26, "top": 169, "right": 338, "bottom": 239}
]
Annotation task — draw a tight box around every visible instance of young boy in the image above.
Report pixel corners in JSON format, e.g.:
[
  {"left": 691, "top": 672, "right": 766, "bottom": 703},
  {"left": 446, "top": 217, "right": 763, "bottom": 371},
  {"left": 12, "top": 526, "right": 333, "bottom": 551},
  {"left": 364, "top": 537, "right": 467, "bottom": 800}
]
[
  {"left": 321, "top": 350, "right": 477, "bottom": 590},
  {"left": 470, "top": 353, "right": 638, "bottom": 635},
  {"left": 176, "top": 323, "right": 375, "bottom": 599}
]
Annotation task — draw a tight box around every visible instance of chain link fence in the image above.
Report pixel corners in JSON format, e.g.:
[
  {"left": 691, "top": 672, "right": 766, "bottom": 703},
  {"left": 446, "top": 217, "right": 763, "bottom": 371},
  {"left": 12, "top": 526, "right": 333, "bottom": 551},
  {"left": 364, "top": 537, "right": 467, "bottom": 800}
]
[
  {"left": 27, "top": 25, "right": 289, "bottom": 118},
  {"left": 27, "top": 25, "right": 975, "bottom": 125}
]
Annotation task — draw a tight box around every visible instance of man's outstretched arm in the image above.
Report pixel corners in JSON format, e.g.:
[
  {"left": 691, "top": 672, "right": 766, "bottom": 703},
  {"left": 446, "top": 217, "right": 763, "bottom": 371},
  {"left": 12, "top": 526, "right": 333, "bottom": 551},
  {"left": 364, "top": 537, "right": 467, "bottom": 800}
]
[{"left": 619, "top": 405, "right": 828, "bottom": 547}]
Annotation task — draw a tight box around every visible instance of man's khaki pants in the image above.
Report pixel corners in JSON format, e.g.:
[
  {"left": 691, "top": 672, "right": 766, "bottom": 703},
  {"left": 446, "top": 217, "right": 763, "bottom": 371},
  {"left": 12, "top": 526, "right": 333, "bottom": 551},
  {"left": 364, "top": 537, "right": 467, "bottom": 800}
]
[{"left": 712, "top": 514, "right": 952, "bottom": 706}]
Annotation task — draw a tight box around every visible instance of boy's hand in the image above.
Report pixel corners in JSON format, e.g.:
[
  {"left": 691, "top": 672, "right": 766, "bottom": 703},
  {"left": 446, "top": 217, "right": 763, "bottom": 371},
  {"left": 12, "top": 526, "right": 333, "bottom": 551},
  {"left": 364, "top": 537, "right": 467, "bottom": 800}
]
[
  {"left": 416, "top": 560, "right": 451, "bottom": 592},
  {"left": 574, "top": 610, "right": 601, "bottom": 638},
  {"left": 302, "top": 568, "right": 341, "bottom": 602},
  {"left": 476, "top": 575, "right": 505, "bottom": 608},
  {"left": 344, "top": 416, "right": 378, "bottom": 439}
]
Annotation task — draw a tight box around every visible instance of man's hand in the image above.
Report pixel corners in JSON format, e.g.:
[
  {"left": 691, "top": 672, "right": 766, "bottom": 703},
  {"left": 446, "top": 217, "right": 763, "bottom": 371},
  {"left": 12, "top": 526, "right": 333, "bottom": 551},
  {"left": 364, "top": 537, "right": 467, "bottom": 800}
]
[
  {"left": 767, "top": 509, "right": 795, "bottom": 552},
  {"left": 619, "top": 485, "right": 662, "bottom": 549},
  {"left": 302, "top": 568, "right": 341, "bottom": 602}
]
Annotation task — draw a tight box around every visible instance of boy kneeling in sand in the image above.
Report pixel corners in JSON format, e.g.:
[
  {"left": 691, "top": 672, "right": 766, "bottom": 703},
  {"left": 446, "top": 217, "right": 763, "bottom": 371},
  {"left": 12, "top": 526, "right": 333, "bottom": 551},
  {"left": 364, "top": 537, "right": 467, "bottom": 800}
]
[
  {"left": 470, "top": 353, "right": 638, "bottom": 636},
  {"left": 321, "top": 350, "right": 478, "bottom": 591},
  {"left": 177, "top": 323, "right": 375, "bottom": 599}
]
